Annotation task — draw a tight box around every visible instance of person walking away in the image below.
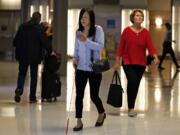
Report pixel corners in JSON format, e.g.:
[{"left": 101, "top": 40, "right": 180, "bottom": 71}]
[
  {"left": 158, "top": 22, "right": 180, "bottom": 70},
  {"left": 13, "top": 12, "right": 53, "bottom": 103}
]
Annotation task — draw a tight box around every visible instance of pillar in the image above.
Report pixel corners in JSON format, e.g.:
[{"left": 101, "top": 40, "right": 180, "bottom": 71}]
[
  {"left": 53, "top": 0, "right": 68, "bottom": 76},
  {"left": 21, "top": 0, "right": 30, "bottom": 22}
]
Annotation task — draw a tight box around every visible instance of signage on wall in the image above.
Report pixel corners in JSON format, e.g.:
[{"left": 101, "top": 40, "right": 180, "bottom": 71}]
[{"left": 107, "top": 19, "right": 116, "bottom": 29}]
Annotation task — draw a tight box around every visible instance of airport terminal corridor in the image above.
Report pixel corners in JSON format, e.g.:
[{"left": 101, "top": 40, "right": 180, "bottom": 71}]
[{"left": 0, "top": 60, "right": 180, "bottom": 135}]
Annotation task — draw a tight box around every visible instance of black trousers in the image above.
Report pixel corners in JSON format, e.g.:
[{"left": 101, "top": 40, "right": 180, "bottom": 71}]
[
  {"left": 123, "top": 65, "right": 145, "bottom": 109},
  {"left": 16, "top": 61, "right": 38, "bottom": 100},
  {"left": 159, "top": 43, "right": 179, "bottom": 67},
  {"left": 75, "top": 70, "right": 105, "bottom": 118}
]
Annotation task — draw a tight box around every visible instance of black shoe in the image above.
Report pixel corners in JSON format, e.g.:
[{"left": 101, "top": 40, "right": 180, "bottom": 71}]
[
  {"left": 95, "top": 113, "right": 106, "bottom": 127},
  {"left": 29, "top": 99, "right": 37, "bottom": 103},
  {"left": 42, "top": 98, "right": 45, "bottom": 102},
  {"left": 15, "top": 88, "right": 23, "bottom": 95},
  {"left": 47, "top": 98, "right": 52, "bottom": 102},
  {"left": 14, "top": 88, "right": 22, "bottom": 103},
  {"left": 14, "top": 94, "right": 21, "bottom": 103},
  {"left": 53, "top": 97, "right": 57, "bottom": 102},
  {"left": 73, "top": 124, "right": 83, "bottom": 131}
]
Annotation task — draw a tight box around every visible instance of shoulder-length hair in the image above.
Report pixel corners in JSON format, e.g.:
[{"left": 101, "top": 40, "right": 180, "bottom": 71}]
[
  {"left": 130, "top": 9, "right": 144, "bottom": 24},
  {"left": 78, "top": 8, "right": 96, "bottom": 37}
]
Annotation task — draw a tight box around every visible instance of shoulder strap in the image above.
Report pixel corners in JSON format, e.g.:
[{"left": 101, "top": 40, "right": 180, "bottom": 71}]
[
  {"left": 90, "top": 27, "right": 96, "bottom": 63},
  {"left": 90, "top": 50, "right": 94, "bottom": 63},
  {"left": 111, "top": 71, "right": 124, "bottom": 92}
]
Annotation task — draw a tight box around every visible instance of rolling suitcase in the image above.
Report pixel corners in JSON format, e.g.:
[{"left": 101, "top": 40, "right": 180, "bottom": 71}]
[
  {"left": 41, "top": 71, "right": 61, "bottom": 102},
  {"left": 44, "top": 53, "right": 61, "bottom": 73},
  {"left": 41, "top": 53, "right": 61, "bottom": 102}
]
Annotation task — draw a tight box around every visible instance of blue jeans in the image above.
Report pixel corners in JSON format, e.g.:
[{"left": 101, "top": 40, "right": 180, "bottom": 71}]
[{"left": 16, "top": 62, "right": 38, "bottom": 100}]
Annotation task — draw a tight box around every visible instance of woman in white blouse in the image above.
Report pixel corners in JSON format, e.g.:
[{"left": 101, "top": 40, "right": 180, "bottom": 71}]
[{"left": 73, "top": 8, "right": 106, "bottom": 131}]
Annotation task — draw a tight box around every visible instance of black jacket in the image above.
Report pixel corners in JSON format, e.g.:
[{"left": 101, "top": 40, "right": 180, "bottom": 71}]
[{"left": 13, "top": 20, "right": 52, "bottom": 64}]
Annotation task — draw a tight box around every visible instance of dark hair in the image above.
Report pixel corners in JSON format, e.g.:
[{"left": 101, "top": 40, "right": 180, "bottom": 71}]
[
  {"left": 32, "top": 12, "right": 41, "bottom": 24},
  {"left": 130, "top": 9, "right": 144, "bottom": 24},
  {"left": 78, "top": 8, "right": 96, "bottom": 37},
  {"left": 165, "top": 22, "right": 171, "bottom": 30}
]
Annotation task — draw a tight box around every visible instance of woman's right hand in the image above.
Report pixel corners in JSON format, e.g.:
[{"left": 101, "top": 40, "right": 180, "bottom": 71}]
[
  {"left": 77, "top": 31, "right": 87, "bottom": 42},
  {"left": 73, "top": 59, "right": 78, "bottom": 69},
  {"left": 78, "top": 34, "right": 87, "bottom": 42}
]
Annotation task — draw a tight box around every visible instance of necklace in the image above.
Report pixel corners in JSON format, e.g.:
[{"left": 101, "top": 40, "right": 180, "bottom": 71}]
[
  {"left": 130, "top": 26, "right": 143, "bottom": 35},
  {"left": 83, "top": 30, "right": 89, "bottom": 37}
]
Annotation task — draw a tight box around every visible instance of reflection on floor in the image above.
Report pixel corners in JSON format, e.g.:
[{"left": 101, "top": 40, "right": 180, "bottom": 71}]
[{"left": 0, "top": 59, "right": 180, "bottom": 135}]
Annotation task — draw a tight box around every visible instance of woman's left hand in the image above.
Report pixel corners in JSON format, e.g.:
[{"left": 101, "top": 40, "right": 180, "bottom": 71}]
[{"left": 153, "top": 54, "right": 159, "bottom": 65}]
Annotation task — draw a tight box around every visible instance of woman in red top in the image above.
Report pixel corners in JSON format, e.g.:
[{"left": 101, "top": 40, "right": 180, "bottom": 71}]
[{"left": 114, "top": 9, "right": 159, "bottom": 117}]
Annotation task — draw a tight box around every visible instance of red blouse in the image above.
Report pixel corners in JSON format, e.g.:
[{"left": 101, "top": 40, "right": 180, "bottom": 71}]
[{"left": 116, "top": 27, "right": 157, "bottom": 66}]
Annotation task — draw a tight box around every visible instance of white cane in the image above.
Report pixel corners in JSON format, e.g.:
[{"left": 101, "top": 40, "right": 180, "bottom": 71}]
[{"left": 65, "top": 67, "right": 76, "bottom": 135}]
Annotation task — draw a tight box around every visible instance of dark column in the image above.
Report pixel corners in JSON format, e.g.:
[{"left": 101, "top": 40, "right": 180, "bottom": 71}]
[
  {"left": 53, "top": 0, "right": 68, "bottom": 76},
  {"left": 21, "top": 0, "right": 30, "bottom": 22}
]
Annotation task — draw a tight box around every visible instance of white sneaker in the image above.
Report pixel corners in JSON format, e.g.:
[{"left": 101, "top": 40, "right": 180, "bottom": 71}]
[{"left": 128, "top": 110, "right": 137, "bottom": 117}]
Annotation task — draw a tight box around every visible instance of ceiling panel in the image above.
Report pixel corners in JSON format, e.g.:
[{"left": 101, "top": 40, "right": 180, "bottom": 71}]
[{"left": 94, "top": 0, "right": 119, "bottom": 5}]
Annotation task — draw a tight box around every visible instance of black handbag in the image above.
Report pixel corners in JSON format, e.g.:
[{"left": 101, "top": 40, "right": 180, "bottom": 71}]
[
  {"left": 90, "top": 50, "right": 110, "bottom": 73},
  {"left": 90, "top": 27, "right": 110, "bottom": 73},
  {"left": 146, "top": 55, "right": 154, "bottom": 65},
  {"left": 107, "top": 71, "right": 124, "bottom": 107}
]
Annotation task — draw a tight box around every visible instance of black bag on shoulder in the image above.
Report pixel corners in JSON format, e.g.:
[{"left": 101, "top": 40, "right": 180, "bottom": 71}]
[
  {"left": 107, "top": 71, "right": 124, "bottom": 107},
  {"left": 90, "top": 50, "right": 110, "bottom": 73},
  {"left": 90, "top": 27, "right": 110, "bottom": 73}
]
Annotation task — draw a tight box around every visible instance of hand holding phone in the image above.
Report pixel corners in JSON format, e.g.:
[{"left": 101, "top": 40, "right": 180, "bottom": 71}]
[{"left": 77, "top": 31, "right": 86, "bottom": 42}]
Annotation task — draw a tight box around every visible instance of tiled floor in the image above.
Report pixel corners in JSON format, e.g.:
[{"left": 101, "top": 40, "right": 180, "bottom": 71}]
[{"left": 0, "top": 59, "right": 180, "bottom": 135}]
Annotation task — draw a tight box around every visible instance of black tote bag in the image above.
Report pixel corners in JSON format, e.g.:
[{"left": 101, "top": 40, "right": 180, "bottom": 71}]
[{"left": 107, "top": 71, "right": 124, "bottom": 107}]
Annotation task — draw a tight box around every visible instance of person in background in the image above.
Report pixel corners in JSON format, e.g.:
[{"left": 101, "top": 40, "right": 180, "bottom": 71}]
[
  {"left": 40, "top": 21, "right": 53, "bottom": 56},
  {"left": 73, "top": 8, "right": 106, "bottom": 131},
  {"left": 13, "top": 12, "right": 53, "bottom": 103},
  {"left": 40, "top": 21, "right": 53, "bottom": 41},
  {"left": 158, "top": 22, "right": 180, "bottom": 70},
  {"left": 114, "top": 9, "right": 159, "bottom": 117},
  {"left": 45, "top": 21, "right": 53, "bottom": 38}
]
